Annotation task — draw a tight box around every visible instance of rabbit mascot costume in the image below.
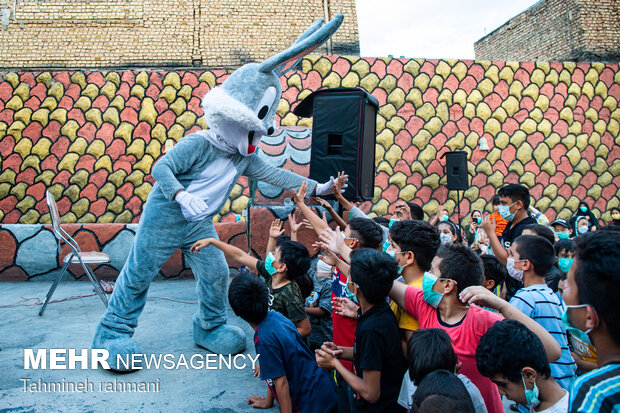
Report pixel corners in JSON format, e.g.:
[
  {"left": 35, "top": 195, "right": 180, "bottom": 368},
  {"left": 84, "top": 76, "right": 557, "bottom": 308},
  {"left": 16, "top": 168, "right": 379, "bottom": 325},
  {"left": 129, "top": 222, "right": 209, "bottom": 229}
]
[{"left": 93, "top": 14, "right": 344, "bottom": 370}]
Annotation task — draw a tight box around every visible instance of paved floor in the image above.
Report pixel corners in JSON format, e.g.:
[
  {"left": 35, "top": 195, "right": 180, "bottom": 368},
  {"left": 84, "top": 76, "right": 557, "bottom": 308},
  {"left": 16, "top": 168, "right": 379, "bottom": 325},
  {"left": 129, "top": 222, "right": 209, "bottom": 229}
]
[{"left": 0, "top": 280, "right": 275, "bottom": 413}]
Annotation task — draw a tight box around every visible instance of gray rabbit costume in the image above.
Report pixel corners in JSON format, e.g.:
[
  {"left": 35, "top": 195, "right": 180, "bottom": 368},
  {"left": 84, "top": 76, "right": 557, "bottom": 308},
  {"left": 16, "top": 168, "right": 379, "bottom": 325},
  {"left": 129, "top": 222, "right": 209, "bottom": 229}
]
[{"left": 93, "top": 15, "right": 344, "bottom": 370}]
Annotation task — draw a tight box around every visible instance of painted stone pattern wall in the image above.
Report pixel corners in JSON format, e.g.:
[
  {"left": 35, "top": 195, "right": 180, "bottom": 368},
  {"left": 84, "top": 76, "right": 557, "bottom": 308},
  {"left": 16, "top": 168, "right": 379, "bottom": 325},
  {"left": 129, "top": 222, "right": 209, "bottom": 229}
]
[
  {"left": 1, "top": 56, "right": 619, "bottom": 280},
  {"left": 0, "top": 0, "right": 359, "bottom": 68},
  {"left": 474, "top": 0, "right": 620, "bottom": 62}
]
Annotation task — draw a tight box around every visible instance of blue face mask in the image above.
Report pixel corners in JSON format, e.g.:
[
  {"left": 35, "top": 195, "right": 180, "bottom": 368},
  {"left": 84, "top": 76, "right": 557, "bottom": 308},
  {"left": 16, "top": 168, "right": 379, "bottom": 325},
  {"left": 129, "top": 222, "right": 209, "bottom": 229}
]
[
  {"left": 558, "top": 257, "right": 573, "bottom": 274},
  {"left": 580, "top": 206, "right": 588, "bottom": 213},
  {"left": 385, "top": 250, "right": 405, "bottom": 274},
  {"left": 474, "top": 217, "right": 482, "bottom": 225},
  {"left": 422, "top": 272, "right": 444, "bottom": 308},
  {"left": 389, "top": 219, "right": 399, "bottom": 228},
  {"left": 498, "top": 202, "right": 517, "bottom": 221},
  {"left": 441, "top": 215, "right": 450, "bottom": 222},
  {"left": 382, "top": 240, "right": 391, "bottom": 252},
  {"left": 557, "top": 231, "right": 570, "bottom": 240},
  {"left": 521, "top": 373, "right": 541, "bottom": 408},
  {"left": 344, "top": 279, "right": 359, "bottom": 304},
  {"left": 264, "top": 252, "right": 279, "bottom": 276},
  {"left": 561, "top": 305, "right": 598, "bottom": 362}
]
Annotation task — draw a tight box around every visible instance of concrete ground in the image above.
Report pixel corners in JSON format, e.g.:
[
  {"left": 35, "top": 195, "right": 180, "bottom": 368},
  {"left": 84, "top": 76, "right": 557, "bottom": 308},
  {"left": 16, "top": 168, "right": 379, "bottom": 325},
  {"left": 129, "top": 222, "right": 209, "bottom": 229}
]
[{"left": 0, "top": 280, "right": 275, "bottom": 413}]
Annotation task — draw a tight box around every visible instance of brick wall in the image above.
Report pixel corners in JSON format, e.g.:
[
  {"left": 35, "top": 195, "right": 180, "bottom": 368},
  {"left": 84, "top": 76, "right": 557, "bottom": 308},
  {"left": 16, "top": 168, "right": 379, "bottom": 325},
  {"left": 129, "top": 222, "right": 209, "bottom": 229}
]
[
  {"left": 0, "top": 0, "right": 359, "bottom": 68},
  {"left": 474, "top": 0, "right": 620, "bottom": 62}
]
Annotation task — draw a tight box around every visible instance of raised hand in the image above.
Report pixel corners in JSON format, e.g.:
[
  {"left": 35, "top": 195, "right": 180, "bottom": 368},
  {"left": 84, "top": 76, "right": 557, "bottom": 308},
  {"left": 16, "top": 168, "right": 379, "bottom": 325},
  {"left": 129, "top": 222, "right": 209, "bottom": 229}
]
[
  {"left": 332, "top": 297, "right": 359, "bottom": 319},
  {"left": 269, "top": 219, "right": 284, "bottom": 238},
  {"left": 332, "top": 171, "right": 349, "bottom": 196},
  {"left": 393, "top": 199, "right": 411, "bottom": 220},
  {"left": 293, "top": 181, "right": 309, "bottom": 205}
]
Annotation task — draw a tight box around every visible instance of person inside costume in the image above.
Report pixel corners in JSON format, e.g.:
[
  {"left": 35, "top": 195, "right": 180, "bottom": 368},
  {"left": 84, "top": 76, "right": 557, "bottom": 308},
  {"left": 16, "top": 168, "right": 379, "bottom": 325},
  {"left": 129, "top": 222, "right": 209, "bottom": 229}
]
[{"left": 93, "top": 14, "right": 345, "bottom": 370}]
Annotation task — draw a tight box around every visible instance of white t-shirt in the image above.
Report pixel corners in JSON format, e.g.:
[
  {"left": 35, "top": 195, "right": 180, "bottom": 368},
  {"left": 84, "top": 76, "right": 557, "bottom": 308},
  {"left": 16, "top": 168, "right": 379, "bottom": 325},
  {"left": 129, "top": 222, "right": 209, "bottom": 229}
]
[
  {"left": 531, "top": 390, "right": 569, "bottom": 413},
  {"left": 397, "top": 371, "right": 488, "bottom": 413}
]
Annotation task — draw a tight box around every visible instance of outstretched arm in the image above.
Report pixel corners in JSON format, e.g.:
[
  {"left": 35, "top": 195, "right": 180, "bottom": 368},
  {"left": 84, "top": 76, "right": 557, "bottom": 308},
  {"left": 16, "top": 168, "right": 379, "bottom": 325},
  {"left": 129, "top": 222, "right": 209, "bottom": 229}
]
[
  {"left": 244, "top": 155, "right": 318, "bottom": 196},
  {"left": 190, "top": 238, "right": 258, "bottom": 270},
  {"left": 315, "top": 197, "right": 347, "bottom": 231},
  {"left": 293, "top": 181, "right": 330, "bottom": 236}
]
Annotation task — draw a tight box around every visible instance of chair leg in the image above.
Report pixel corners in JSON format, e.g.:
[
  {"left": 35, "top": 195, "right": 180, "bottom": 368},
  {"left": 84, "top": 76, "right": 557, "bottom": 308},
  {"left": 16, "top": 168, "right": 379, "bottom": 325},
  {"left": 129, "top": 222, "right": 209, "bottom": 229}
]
[
  {"left": 39, "top": 257, "right": 72, "bottom": 316},
  {"left": 80, "top": 261, "right": 109, "bottom": 308}
]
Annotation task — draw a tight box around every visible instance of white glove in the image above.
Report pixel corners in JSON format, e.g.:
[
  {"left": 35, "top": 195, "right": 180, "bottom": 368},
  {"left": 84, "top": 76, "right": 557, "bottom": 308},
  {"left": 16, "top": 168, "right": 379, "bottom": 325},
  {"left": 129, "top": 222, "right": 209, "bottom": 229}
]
[
  {"left": 175, "top": 191, "right": 209, "bottom": 221},
  {"left": 315, "top": 176, "right": 348, "bottom": 196}
]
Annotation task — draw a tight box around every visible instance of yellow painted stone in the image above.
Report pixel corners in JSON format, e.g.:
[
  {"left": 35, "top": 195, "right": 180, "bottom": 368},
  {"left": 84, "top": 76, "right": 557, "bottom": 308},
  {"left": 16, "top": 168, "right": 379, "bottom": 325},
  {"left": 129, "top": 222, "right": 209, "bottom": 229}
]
[
  {"left": 374, "top": 144, "right": 385, "bottom": 165},
  {"left": 196, "top": 116, "right": 208, "bottom": 130},
  {"left": 398, "top": 184, "right": 417, "bottom": 201},
  {"left": 422, "top": 173, "right": 440, "bottom": 189},
  {"left": 133, "top": 154, "right": 154, "bottom": 174},
  {"left": 133, "top": 182, "right": 152, "bottom": 202},
  {"left": 564, "top": 95, "right": 576, "bottom": 109},
  {"left": 379, "top": 75, "right": 397, "bottom": 94},
  {"left": 545, "top": 70, "right": 559, "bottom": 86},
  {"left": 144, "top": 140, "right": 161, "bottom": 158},
  {"left": 371, "top": 199, "right": 389, "bottom": 217},
  {"left": 360, "top": 73, "right": 380, "bottom": 92},
  {"left": 424, "top": 117, "right": 443, "bottom": 135},
  {"left": 568, "top": 83, "right": 581, "bottom": 98},
  {"left": 559, "top": 107, "right": 573, "bottom": 124},
  {"left": 135, "top": 71, "right": 149, "bottom": 88},
  {"left": 47, "top": 82, "right": 64, "bottom": 101},
  {"left": 322, "top": 72, "right": 341, "bottom": 88},
  {"left": 126, "top": 139, "right": 145, "bottom": 159},
  {"left": 35, "top": 170, "right": 55, "bottom": 186},
  {"left": 530, "top": 69, "right": 545, "bottom": 87},
  {"left": 110, "top": 95, "right": 125, "bottom": 111},
  {"left": 16, "top": 196, "right": 36, "bottom": 214},
  {"left": 476, "top": 102, "right": 492, "bottom": 121},
  {"left": 596, "top": 144, "right": 609, "bottom": 158},
  {"left": 536, "top": 119, "right": 552, "bottom": 137},
  {"left": 608, "top": 119, "right": 620, "bottom": 136},
  {"left": 376, "top": 129, "right": 394, "bottom": 149},
  {"left": 231, "top": 196, "right": 249, "bottom": 213},
  {"left": 74, "top": 96, "right": 91, "bottom": 111},
  {"left": 584, "top": 68, "right": 598, "bottom": 84},
  {"left": 341, "top": 72, "right": 360, "bottom": 88},
  {"left": 0, "top": 169, "right": 16, "bottom": 184},
  {"left": 6, "top": 96, "right": 23, "bottom": 111},
  {"left": 509, "top": 81, "right": 523, "bottom": 99},
  {"left": 159, "top": 86, "right": 177, "bottom": 104},
  {"left": 530, "top": 108, "right": 543, "bottom": 123},
  {"left": 435, "top": 61, "right": 451, "bottom": 79},
  {"left": 446, "top": 133, "right": 465, "bottom": 150},
  {"left": 449, "top": 89, "right": 465, "bottom": 108},
  {"left": 168, "top": 124, "right": 185, "bottom": 141},
  {"left": 418, "top": 145, "right": 437, "bottom": 167},
  {"left": 487, "top": 170, "right": 505, "bottom": 188},
  {"left": 533, "top": 143, "right": 550, "bottom": 165},
  {"left": 106, "top": 170, "right": 126, "bottom": 188},
  {"left": 114, "top": 210, "right": 133, "bottom": 223},
  {"left": 174, "top": 85, "right": 191, "bottom": 101},
  {"left": 592, "top": 158, "right": 608, "bottom": 175},
  {"left": 582, "top": 83, "right": 594, "bottom": 100},
  {"left": 177, "top": 111, "right": 197, "bottom": 129},
  {"left": 519, "top": 171, "right": 535, "bottom": 188},
  {"left": 104, "top": 194, "right": 122, "bottom": 212},
  {"left": 575, "top": 133, "right": 588, "bottom": 151},
  {"left": 535, "top": 62, "right": 550, "bottom": 74},
  {"left": 352, "top": 59, "right": 370, "bottom": 78},
  {"left": 516, "top": 141, "right": 533, "bottom": 162},
  {"left": 68, "top": 137, "right": 88, "bottom": 155},
  {"left": 563, "top": 134, "right": 576, "bottom": 150},
  {"left": 611, "top": 159, "right": 620, "bottom": 176},
  {"left": 414, "top": 74, "right": 430, "bottom": 92},
  {"left": 463, "top": 103, "right": 476, "bottom": 119},
  {"left": 163, "top": 73, "right": 181, "bottom": 90},
  {"left": 85, "top": 108, "right": 103, "bottom": 128},
  {"left": 464, "top": 186, "right": 480, "bottom": 201},
  {"left": 522, "top": 83, "right": 539, "bottom": 100},
  {"left": 10, "top": 182, "right": 28, "bottom": 199},
  {"left": 76, "top": 212, "right": 96, "bottom": 223},
  {"left": 501, "top": 96, "right": 519, "bottom": 117},
  {"left": 484, "top": 118, "right": 501, "bottom": 136},
  {"left": 103, "top": 107, "right": 120, "bottom": 126},
  {"left": 100, "top": 82, "right": 117, "bottom": 100},
  {"left": 82, "top": 84, "right": 99, "bottom": 100},
  {"left": 130, "top": 84, "right": 145, "bottom": 99},
  {"left": 58, "top": 153, "right": 80, "bottom": 173},
  {"left": 32, "top": 139, "right": 52, "bottom": 159},
  {"left": 388, "top": 172, "right": 407, "bottom": 189},
  {"left": 139, "top": 98, "right": 157, "bottom": 126},
  {"left": 493, "top": 131, "right": 509, "bottom": 149},
  {"left": 602, "top": 96, "right": 617, "bottom": 111},
  {"left": 485, "top": 65, "right": 499, "bottom": 84},
  {"left": 313, "top": 58, "right": 332, "bottom": 77},
  {"left": 412, "top": 129, "right": 432, "bottom": 148},
  {"left": 40, "top": 97, "right": 58, "bottom": 111},
  {"left": 125, "top": 170, "right": 145, "bottom": 186},
  {"left": 436, "top": 102, "right": 449, "bottom": 123},
  {"left": 280, "top": 113, "right": 298, "bottom": 127},
  {"left": 276, "top": 99, "right": 289, "bottom": 118},
  {"left": 379, "top": 103, "right": 397, "bottom": 120},
  {"left": 3, "top": 72, "right": 19, "bottom": 88},
  {"left": 104, "top": 72, "right": 120, "bottom": 87},
  {"left": 477, "top": 78, "right": 494, "bottom": 96},
  {"left": 387, "top": 88, "right": 405, "bottom": 109},
  {"left": 568, "top": 121, "right": 582, "bottom": 135},
  {"left": 385, "top": 145, "right": 403, "bottom": 167},
  {"left": 476, "top": 160, "right": 492, "bottom": 176},
  {"left": 598, "top": 172, "right": 613, "bottom": 187},
  {"left": 14, "top": 82, "right": 29, "bottom": 101},
  {"left": 451, "top": 62, "right": 468, "bottom": 81},
  {"left": 534, "top": 95, "right": 549, "bottom": 112},
  {"left": 14, "top": 108, "right": 32, "bottom": 124},
  {"left": 438, "top": 89, "right": 452, "bottom": 105},
  {"left": 21, "top": 155, "right": 41, "bottom": 173},
  {"left": 114, "top": 122, "right": 135, "bottom": 145},
  {"left": 148, "top": 124, "right": 167, "bottom": 144},
  {"left": 14, "top": 138, "right": 32, "bottom": 158},
  {"left": 403, "top": 60, "right": 420, "bottom": 77},
  {"left": 50, "top": 109, "right": 68, "bottom": 125},
  {"left": 595, "top": 81, "right": 607, "bottom": 99},
  {"left": 416, "top": 102, "right": 435, "bottom": 121},
  {"left": 69, "top": 170, "right": 89, "bottom": 189},
  {"left": 565, "top": 147, "right": 580, "bottom": 166},
  {"left": 573, "top": 159, "right": 589, "bottom": 175},
  {"left": 467, "top": 90, "right": 483, "bottom": 105},
  {"left": 429, "top": 75, "right": 444, "bottom": 90},
  {"left": 587, "top": 184, "right": 602, "bottom": 199},
  {"left": 0, "top": 183, "right": 10, "bottom": 199},
  {"left": 7, "top": 120, "right": 25, "bottom": 140},
  {"left": 387, "top": 117, "right": 405, "bottom": 134},
  {"left": 492, "top": 107, "right": 508, "bottom": 123},
  {"left": 70, "top": 72, "right": 87, "bottom": 89},
  {"left": 36, "top": 72, "right": 52, "bottom": 88}
]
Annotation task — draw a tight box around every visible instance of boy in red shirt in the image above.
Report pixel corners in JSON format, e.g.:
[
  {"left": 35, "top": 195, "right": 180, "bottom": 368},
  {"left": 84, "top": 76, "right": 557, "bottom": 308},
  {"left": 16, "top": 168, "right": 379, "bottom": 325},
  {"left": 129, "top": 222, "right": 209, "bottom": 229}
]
[{"left": 389, "top": 243, "right": 562, "bottom": 413}]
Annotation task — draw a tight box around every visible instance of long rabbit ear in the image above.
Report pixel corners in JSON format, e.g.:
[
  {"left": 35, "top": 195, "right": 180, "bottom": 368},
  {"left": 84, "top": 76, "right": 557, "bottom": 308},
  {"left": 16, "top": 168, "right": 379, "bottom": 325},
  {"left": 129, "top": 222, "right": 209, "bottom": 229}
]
[{"left": 259, "top": 13, "right": 344, "bottom": 77}]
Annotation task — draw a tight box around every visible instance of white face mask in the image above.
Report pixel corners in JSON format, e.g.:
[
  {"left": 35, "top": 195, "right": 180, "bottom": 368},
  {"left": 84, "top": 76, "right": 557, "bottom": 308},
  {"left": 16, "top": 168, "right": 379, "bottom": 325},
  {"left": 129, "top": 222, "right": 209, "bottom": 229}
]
[
  {"left": 440, "top": 233, "right": 453, "bottom": 245},
  {"left": 577, "top": 225, "right": 588, "bottom": 235},
  {"left": 506, "top": 258, "right": 524, "bottom": 282}
]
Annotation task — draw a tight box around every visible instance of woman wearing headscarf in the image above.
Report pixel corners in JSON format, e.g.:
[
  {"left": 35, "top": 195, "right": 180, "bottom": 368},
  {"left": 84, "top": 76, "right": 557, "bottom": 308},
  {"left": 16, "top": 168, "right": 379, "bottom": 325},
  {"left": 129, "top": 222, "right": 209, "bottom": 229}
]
[{"left": 569, "top": 201, "right": 599, "bottom": 234}]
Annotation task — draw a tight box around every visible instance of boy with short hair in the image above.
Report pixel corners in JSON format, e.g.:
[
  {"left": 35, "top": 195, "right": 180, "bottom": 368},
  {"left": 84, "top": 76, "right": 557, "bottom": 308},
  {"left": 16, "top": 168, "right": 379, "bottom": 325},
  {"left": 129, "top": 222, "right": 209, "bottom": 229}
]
[
  {"left": 550, "top": 219, "right": 571, "bottom": 240},
  {"left": 480, "top": 254, "right": 508, "bottom": 295},
  {"left": 315, "top": 248, "right": 406, "bottom": 412},
  {"left": 477, "top": 319, "right": 569, "bottom": 412},
  {"left": 390, "top": 243, "right": 562, "bottom": 413},
  {"left": 522, "top": 225, "right": 563, "bottom": 293},
  {"left": 507, "top": 235, "right": 577, "bottom": 390},
  {"left": 563, "top": 231, "right": 620, "bottom": 412},
  {"left": 386, "top": 220, "right": 441, "bottom": 356},
  {"left": 228, "top": 273, "right": 337, "bottom": 412}
]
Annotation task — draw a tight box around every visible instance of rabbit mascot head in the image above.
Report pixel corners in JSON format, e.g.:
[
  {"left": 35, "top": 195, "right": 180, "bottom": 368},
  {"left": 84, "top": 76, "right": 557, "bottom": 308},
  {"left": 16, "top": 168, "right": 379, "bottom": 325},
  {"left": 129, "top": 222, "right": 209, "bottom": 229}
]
[{"left": 201, "top": 14, "right": 343, "bottom": 156}]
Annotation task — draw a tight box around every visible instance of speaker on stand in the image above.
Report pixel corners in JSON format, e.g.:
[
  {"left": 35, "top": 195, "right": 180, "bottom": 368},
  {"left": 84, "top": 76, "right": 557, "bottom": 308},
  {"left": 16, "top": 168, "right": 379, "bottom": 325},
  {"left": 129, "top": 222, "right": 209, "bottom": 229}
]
[{"left": 443, "top": 151, "right": 469, "bottom": 242}]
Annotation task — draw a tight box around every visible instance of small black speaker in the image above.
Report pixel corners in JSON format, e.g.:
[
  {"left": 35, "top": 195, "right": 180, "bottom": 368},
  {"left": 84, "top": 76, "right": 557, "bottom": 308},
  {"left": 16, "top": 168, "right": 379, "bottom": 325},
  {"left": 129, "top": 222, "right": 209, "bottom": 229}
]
[
  {"left": 445, "top": 151, "right": 468, "bottom": 190},
  {"left": 293, "top": 88, "right": 378, "bottom": 201}
]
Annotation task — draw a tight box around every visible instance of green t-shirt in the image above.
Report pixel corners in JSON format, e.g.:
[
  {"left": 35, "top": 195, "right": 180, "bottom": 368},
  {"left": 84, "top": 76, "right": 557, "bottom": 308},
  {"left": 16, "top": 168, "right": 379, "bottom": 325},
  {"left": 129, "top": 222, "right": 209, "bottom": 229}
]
[{"left": 256, "top": 260, "right": 307, "bottom": 322}]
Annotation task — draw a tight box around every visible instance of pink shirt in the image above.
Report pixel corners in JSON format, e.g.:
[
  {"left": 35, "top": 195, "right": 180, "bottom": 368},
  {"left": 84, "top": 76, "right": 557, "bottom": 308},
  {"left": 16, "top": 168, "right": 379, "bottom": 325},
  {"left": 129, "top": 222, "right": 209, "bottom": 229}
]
[{"left": 404, "top": 286, "right": 504, "bottom": 413}]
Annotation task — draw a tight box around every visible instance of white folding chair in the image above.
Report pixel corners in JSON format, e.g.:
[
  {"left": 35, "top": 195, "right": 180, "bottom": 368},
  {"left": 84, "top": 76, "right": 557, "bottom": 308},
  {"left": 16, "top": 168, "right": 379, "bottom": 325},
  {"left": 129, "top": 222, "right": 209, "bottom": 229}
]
[{"left": 39, "top": 190, "right": 110, "bottom": 315}]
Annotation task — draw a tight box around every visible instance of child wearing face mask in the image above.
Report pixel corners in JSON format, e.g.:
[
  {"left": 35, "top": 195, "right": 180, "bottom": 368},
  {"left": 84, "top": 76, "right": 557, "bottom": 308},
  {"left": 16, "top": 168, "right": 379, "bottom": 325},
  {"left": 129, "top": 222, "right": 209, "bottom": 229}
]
[
  {"left": 435, "top": 220, "right": 458, "bottom": 245},
  {"left": 574, "top": 216, "right": 590, "bottom": 236},
  {"left": 389, "top": 243, "right": 563, "bottom": 413},
  {"left": 385, "top": 220, "right": 441, "bottom": 358},
  {"left": 506, "top": 235, "right": 577, "bottom": 391},
  {"left": 477, "top": 319, "right": 569, "bottom": 413}
]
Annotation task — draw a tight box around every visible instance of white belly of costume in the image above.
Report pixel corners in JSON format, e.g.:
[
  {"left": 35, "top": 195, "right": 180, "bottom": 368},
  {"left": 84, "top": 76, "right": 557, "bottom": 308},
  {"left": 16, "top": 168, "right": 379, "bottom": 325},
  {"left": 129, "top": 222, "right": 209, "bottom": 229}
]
[{"left": 185, "top": 157, "right": 237, "bottom": 218}]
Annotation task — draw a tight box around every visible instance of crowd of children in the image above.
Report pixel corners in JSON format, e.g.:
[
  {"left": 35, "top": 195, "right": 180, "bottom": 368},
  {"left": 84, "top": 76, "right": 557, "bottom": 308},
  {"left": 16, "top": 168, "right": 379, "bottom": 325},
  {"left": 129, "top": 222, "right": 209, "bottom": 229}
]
[{"left": 190, "top": 177, "right": 620, "bottom": 413}]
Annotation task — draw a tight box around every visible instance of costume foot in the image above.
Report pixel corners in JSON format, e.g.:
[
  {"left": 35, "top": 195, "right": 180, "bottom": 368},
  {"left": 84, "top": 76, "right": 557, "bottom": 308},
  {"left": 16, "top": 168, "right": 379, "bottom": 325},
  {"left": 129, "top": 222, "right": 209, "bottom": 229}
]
[
  {"left": 92, "top": 323, "right": 142, "bottom": 372},
  {"left": 193, "top": 314, "right": 246, "bottom": 354}
]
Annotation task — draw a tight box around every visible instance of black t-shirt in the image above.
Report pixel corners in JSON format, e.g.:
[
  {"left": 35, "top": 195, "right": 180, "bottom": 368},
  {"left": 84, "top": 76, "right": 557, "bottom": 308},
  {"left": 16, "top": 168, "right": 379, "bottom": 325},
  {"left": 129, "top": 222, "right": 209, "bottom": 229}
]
[
  {"left": 502, "top": 216, "right": 537, "bottom": 300},
  {"left": 353, "top": 303, "right": 406, "bottom": 413}
]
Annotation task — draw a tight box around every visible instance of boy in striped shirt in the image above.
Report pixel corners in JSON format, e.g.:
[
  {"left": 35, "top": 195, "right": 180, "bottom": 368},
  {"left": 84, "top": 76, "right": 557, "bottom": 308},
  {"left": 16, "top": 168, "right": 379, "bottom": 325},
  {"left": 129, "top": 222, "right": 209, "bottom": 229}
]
[
  {"left": 563, "top": 230, "right": 620, "bottom": 413},
  {"left": 507, "top": 235, "right": 577, "bottom": 391}
]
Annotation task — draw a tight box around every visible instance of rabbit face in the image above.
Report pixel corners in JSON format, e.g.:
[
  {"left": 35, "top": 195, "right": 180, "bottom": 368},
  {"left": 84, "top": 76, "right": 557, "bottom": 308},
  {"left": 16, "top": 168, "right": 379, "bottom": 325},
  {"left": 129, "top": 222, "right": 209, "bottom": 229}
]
[{"left": 202, "top": 63, "right": 281, "bottom": 156}]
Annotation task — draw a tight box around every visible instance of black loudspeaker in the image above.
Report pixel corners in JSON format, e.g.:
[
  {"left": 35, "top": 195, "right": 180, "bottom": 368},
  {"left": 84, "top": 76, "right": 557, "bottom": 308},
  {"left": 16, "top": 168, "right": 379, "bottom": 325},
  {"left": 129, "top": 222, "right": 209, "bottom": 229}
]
[
  {"left": 445, "top": 151, "right": 469, "bottom": 190},
  {"left": 293, "top": 88, "right": 379, "bottom": 201}
]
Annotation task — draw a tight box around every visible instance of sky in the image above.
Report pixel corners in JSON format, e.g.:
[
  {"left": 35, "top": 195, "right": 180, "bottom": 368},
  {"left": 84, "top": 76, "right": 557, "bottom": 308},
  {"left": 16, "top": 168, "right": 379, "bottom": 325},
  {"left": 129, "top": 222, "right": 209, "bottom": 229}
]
[{"left": 355, "top": 0, "right": 540, "bottom": 60}]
